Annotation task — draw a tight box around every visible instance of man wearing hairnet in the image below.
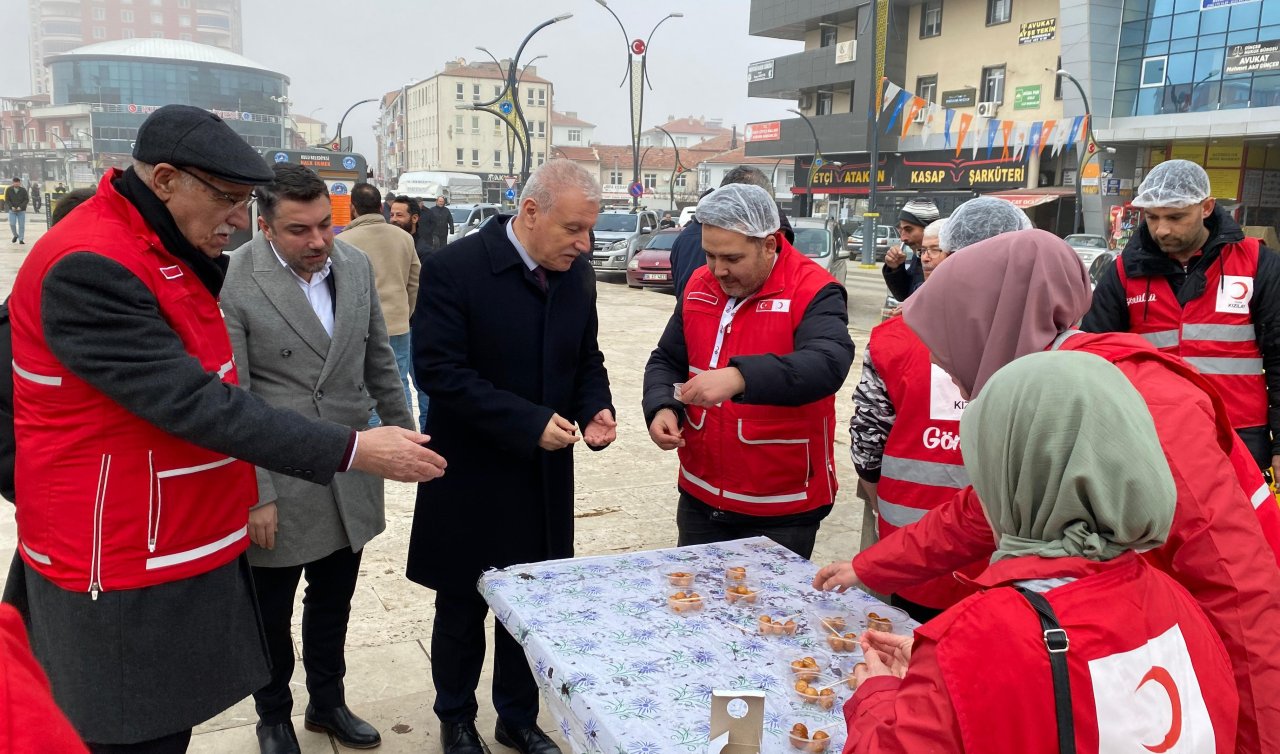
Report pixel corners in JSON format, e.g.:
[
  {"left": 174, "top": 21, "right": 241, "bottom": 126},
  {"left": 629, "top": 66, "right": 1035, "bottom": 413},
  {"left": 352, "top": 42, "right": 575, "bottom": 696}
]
[
  {"left": 642, "top": 184, "right": 855, "bottom": 557},
  {"left": 1084, "top": 159, "right": 1280, "bottom": 477}
]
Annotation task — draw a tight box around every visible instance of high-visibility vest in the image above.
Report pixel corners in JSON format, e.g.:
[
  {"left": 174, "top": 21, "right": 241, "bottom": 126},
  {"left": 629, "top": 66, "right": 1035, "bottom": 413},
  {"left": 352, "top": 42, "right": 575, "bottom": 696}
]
[
  {"left": 9, "top": 169, "right": 256, "bottom": 596},
  {"left": 1116, "top": 239, "right": 1266, "bottom": 430},
  {"left": 677, "top": 238, "right": 839, "bottom": 516}
]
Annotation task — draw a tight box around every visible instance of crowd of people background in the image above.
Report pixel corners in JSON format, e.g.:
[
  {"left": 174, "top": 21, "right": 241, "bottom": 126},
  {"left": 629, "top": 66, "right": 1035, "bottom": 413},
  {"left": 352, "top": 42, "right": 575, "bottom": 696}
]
[{"left": 0, "top": 103, "right": 1277, "bottom": 754}]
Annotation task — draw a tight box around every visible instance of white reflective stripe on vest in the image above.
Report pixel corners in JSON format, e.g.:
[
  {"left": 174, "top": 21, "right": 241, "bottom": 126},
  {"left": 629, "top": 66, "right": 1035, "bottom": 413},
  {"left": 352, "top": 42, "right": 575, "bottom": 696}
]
[
  {"left": 12, "top": 360, "right": 63, "bottom": 386},
  {"left": 680, "top": 465, "right": 807, "bottom": 505},
  {"left": 1139, "top": 330, "right": 1181, "bottom": 349},
  {"left": 737, "top": 420, "right": 808, "bottom": 446},
  {"left": 1182, "top": 323, "right": 1256, "bottom": 342},
  {"left": 216, "top": 360, "right": 233, "bottom": 378},
  {"left": 881, "top": 454, "right": 970, "bottom": 488},
  {"left": 145, "top": 525, "right": 247, "bottom": 570},
  {"left": 1253, "top": 483, "right": 1273, "bottom": 510},
  {"left": 21, "top": 542, "right": 52, "bottom": 565},
  {"left": 1183, "top": 356, "right": 1264, "bottom": 375},
  {"left": 878, "top": 498, "right": 930, "bottom": 527},
  {"left": 1050, "top": 330, "right": 1085, "bottom": 350},
  {"left": 155, "top": 456, "right": 237, "bottom": 479}
]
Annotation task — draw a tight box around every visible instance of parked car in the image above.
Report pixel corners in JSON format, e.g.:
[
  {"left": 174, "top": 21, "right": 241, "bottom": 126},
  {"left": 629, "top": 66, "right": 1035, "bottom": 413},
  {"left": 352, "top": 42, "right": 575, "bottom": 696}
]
[
  {"left": 1064, "top": 233, "right": 1112, "bottom": 270},
  {"left": 1088, "top": 250, "right": 1118, "bottom": 290},
  {"left": 446, "top": 203, "right": 502, "bottom": 244},
  {"left": 591, "top": 209, "right": 659, "bottom": 275},
  {"left": 678, "top": 206, "right": 697, "bottom": 227},
  {"left": 791, "top": 217, "right": 849, "bottom": 284},
  {"left": 847, "top": 224, "right": 896, "bottom": 261},
  {"left": 626, "top": 229, "right": 681, "bottom": 289}
]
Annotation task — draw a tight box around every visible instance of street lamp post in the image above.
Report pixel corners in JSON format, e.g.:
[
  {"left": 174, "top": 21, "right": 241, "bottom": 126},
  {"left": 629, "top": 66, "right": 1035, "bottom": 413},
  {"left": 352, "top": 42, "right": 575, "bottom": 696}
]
[
  {"left": 76, "top": 129, "right": 96, "bottom": 183},
  {"left": 1054, "top": 68, "right": 1105, "bottom": 234},
  {"left": 476, "top": 47, "right": 548, "bottom": 179},
  {"left": 463, "top": 14, "right": 572, "bottom": 189},
  {"left": 596, "top": 1, "right": 683, "bottom": 210},
  {"left": 269, "top": 95, "right": 291, "bottom": 149},
  {"left": 788, "top": 108, "right": 823, "bottom": 219},
  {"left": 333, "top": 98, "right": 377, "bottom": 152},
  {"left": 652, "top": 124, "right": 686, "bottom": 212}
]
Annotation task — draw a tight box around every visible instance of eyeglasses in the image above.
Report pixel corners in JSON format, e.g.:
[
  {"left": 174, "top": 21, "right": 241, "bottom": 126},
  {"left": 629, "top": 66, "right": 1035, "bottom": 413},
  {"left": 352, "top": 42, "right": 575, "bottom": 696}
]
[{"left": 175, "top": 166, "right": 255, "bottom": 211}]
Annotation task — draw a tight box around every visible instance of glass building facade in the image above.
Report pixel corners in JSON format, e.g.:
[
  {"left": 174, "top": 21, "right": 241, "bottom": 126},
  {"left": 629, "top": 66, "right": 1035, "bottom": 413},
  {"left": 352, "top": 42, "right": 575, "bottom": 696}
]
[{"left": 1115, "top": 0, "right": 1280, "bottom": 116}]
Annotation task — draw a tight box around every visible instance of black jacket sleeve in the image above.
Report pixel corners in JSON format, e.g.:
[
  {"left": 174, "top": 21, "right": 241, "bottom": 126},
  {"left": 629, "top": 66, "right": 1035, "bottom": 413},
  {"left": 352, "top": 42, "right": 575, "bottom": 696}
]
[
  {"left": 642, "top": 301, "right": 690, "bottom": 428},
  {"left": 1081, "top": 262, "right": 1130, "bottom": 333},
  {"left": 570, "top": 278, "right": 615, "bottom": 451},
  {"left": 881, "top": 261, "right": 923, "bottom": 301},
  {"left": 1254, "top": 247, "right": 1280, "bottom": 456},
  {"left": 41, "top": 253, "right": 353, "bottom": 484},
  {"left": 729, "top": 283, "right": 856, "bottom": 406}
]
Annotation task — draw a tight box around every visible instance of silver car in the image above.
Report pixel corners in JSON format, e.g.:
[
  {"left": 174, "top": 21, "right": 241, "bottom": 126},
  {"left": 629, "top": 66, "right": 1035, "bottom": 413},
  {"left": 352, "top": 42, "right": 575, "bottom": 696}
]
[
  {"left": 791, "top": 217, "right": 849, "bottom": 284},
  {"left": 1064, "top": 233, "right": 1112, "bottom": 270}
]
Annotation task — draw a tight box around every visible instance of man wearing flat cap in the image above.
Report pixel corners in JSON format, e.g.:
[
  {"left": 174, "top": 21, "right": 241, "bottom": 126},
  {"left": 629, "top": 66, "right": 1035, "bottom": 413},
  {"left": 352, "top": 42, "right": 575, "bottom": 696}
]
[{"left": 3, "top": 104, "right": 447, "bottom": 752}]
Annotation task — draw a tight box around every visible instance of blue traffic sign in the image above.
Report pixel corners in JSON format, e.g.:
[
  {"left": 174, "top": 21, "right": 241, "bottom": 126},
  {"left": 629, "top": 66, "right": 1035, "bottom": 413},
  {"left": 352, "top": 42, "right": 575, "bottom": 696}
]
[
  {"left": 500, "top": 102, "right": 514, "bottom": 115},
  {"left": 504, "top": 188, "right": 517, "bottom": 201},
  {"left": 628, "top": 181, "right": 645, "bottom": 198}
]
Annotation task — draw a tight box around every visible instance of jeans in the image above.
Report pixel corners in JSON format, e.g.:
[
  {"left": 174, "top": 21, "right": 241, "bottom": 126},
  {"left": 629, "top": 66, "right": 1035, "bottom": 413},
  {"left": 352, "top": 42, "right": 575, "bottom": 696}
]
[
  {"left": 410, "top": 331, "right": 429, "bottom": 432},
  {"left": 8, "top": 211, "right": 25, "bottom": 242},
  {"left": 369, "top": 333, "right": 414, "bottom": 428}
]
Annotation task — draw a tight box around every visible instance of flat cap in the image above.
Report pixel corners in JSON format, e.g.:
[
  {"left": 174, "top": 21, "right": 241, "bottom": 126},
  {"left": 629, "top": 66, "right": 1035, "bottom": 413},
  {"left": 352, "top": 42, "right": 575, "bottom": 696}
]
[{"left": 133, "top": 104, "right": 274, "bottom": 185}]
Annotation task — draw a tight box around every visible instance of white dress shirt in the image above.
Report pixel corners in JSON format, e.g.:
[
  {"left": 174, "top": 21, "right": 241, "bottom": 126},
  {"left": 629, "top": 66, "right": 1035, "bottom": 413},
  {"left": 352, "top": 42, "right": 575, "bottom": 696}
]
[
  {"left": 270, "top": 241, "right": 335, "bottom": 336},
  {"left": 505, "top": 220, "right": 539, "bottom": 272}
]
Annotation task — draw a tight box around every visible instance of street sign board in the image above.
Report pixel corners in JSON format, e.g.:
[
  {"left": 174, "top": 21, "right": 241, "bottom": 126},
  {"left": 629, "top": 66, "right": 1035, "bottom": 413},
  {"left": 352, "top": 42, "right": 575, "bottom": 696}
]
[
  {"left": 628, "top": 182, "right": 644, "bottom": 198},
  {"left": 748, "top": 60, "right": 775, "bottom": 82},
  {"left": 1103, "top": 158, "right": 1115, "bottom": 173},
  {"left": 1014, "top": 85, "right": 1042, "bottom": 110},
  {"left": 1018, "top": 18, "right": 1057, "bottom": 44},
  {"left": 505, "top": 176, "right": 518, "bottom": 188},
  {"left": 504, "top": 188, "right": 517, "bottom": 201},
  {"left": 941, "top": 89, "right": 977, "bottom": 108},
  {"left": 1202, "top": 0, "right": 1259, "bottom": 9},
  {"left": 745, "top": 121, "right": 781, "bottom": 142},
  {"left": 1225, "top": 39, "right": 1280, "bottom": 74}
]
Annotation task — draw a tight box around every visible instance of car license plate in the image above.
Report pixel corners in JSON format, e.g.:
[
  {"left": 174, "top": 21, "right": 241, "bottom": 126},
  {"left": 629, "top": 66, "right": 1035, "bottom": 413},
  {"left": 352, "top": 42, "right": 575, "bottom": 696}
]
[
  {"left": 643, "top": 273, "right": 668, "bottom": 281},
  {"left": 590, "top": 259, "right": 603, "bottom": 267}
]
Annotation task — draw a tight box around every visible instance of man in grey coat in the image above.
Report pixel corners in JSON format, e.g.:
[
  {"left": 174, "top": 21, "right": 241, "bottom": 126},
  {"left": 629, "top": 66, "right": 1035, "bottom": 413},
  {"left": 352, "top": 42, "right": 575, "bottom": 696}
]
[{"left": 222, "top": 164, "right": 414, "bottom": 753}]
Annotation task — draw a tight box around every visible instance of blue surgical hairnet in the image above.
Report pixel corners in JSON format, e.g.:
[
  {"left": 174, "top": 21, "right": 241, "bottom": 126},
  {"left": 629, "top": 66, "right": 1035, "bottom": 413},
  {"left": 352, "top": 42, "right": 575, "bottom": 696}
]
[{"left": 695, "top": 183, "right": 780, "bottom": 238}]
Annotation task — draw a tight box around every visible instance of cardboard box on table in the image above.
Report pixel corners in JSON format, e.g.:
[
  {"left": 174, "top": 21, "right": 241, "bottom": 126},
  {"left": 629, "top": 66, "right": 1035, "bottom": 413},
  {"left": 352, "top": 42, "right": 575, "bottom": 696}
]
[{"left": 709, "top": 690, "right": 765, "bottom": 753}]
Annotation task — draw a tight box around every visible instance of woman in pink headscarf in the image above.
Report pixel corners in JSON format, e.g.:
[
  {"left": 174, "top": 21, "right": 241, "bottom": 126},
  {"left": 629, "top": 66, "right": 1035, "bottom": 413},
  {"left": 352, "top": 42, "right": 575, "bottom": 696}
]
[{"left": 816, "top": 228, "right": 1280, "bottom": 754}]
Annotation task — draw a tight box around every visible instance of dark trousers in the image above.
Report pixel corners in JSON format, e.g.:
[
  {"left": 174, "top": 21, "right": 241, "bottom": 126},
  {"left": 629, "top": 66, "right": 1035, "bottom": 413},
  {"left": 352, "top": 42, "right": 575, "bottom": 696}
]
[
  {"left": 431, "top": 587, "right": 539, "bottom": 728},
  {"left": 251, "top": 546, "right": 362, "bottom": 725},
  {"left": 676, "top": 492, "right": 823, "bottom": 559},
  {"left": 86, "top": 730, "right": 192, "bottom": 754}
]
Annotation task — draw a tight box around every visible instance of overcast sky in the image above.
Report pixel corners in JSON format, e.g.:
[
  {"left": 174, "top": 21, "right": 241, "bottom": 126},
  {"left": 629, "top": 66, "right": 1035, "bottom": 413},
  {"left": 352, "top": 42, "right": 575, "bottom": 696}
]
[{"left": 2, "top": 1, "right": 801, "bottom": 160}]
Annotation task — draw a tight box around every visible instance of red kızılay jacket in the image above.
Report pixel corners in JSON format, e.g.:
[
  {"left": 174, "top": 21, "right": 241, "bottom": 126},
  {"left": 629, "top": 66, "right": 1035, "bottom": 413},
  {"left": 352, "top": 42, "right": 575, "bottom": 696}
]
[
  {"left": 851, "top": 331, "right": 1280, "bottom": 754},
  {"left": 843, "top": 553, "right": 1238, "bottom": 753},
  {"left": 677, "top": 238, "right": 840, "bottom": 516},
  {"left": 8, "top": 170, "right": 257, "bottom": 597},
  {"left": 0, "top": 605, "right": 87, "bottom": 753}
]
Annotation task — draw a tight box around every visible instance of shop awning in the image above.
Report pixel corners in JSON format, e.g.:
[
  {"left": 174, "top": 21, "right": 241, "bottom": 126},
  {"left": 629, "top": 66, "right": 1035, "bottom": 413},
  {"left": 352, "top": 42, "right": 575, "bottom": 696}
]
[{"left": 986, "top": 193, "right": 1063, "bottom": 209}]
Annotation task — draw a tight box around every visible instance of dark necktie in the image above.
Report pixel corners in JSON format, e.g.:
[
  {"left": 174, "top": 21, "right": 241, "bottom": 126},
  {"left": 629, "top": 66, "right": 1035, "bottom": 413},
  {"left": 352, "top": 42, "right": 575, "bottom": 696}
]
[{"left": 531, "top": 265, "right": 548, "bottom": 293}]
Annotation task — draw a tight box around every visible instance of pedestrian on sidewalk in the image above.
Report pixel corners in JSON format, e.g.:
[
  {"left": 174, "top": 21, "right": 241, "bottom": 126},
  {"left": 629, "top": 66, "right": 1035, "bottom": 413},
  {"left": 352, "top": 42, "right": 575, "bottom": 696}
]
[
  {"left": 880, "top": 197, "right": 939, "bottom": 301},
  {"left": 843, "top": 350, "right": 1239, "bottom": 753},
  {"left": 1083, "top": 159, "right": 1280, "bottom": 476},
  {"left": 222, "top": 163, "right": 412, "bottom": 753},
  {"left": 407, "top": 159, "right": 614, "bottom": 754},
  {"left": 31, "top": 183, "right": 42, "bottom": 213},
  {"left": 643, "top": 184, "right": 854, "bottom": 558},
  {"left": 3, "top": 104, "right": 446, "bottom": 753},
  {"left": 426, "top": 196, "right": 454, "bottom": 250},
  {"left": 6, "top": 178, "right": 29, "bottom": 244},
  {"left": 339, "top": 182, "right": 421, "bottom": 424},
  {"left": 817, "top": 228, "right": 1280, "bottom": 753}
]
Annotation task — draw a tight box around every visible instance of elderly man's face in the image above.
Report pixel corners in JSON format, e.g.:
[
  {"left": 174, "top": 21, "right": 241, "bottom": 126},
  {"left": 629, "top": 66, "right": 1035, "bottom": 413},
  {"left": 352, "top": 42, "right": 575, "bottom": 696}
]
[
  {"left": 702, "top": 224, "right": 777, "bottom": 298},
  {"left": 151, "top": 163, "right": 254, "bottom": 257},
  {"left": 436, "top": 197, "right": 446, "bottom": 207},
  {"left": 516, "top": 191, "right": 598, "bottom": 272},
  {"left": 920, "top": 235, "right": 950, "bottom": 280},
  {"left": 259, "top": 196, "right": 334, "bottom": 280}
]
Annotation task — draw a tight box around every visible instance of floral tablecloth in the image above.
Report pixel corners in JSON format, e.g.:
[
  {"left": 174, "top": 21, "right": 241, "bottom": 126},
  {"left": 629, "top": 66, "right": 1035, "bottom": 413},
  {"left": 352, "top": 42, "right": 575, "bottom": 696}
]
[{"left": 480, "top": 537, "right": 916, "bottom": 754}]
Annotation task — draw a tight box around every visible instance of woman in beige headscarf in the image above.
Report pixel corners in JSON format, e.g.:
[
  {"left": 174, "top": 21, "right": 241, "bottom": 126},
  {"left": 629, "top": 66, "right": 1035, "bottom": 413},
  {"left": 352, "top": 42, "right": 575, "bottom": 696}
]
[
  {"left": 821, "top": 228, "right": 1280, "bottom": 753},
  {"left": 841, "top": 351, "right": 1237, "bottom": 754}
]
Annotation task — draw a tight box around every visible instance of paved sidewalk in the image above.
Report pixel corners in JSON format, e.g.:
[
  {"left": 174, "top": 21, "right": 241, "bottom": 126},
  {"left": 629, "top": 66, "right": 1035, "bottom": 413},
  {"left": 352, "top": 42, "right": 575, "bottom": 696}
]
[{"left": 0, "top": 220, "right": 881, "bottom": 752}]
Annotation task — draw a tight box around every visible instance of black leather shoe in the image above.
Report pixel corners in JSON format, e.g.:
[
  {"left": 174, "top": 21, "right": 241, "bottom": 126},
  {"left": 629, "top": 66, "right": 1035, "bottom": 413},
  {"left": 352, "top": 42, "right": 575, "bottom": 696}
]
[
  {"left": 440, "top": 719, "right": 486, "bottom": 754},
  {"left": 495, "top": 719, "right": 561, "bottom": 754},
  {"left": 255, "top": 721, "right": 301, "bottom": 754},
  {"left": 303, "top": 704, "right": 382, "bottom": 748}
]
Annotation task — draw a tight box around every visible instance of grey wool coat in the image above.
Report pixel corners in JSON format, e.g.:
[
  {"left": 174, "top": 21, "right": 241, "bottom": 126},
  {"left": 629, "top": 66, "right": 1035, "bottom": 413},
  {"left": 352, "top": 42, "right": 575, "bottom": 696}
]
[{"left": 221, "top": 233, "right": 413, "bottom": 567}]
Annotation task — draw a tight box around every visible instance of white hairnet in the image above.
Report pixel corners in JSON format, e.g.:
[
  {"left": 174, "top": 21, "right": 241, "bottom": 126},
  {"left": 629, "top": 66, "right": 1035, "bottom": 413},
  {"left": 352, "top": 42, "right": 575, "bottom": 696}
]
[
  {"left": 923, "top": 218, "right": 947, "bottom": 240},
  {"left": 696, "top": 183, "right": 780, "bottom": 238},
  {"left": 939, "top": 197, "right": 1034, "bottom": 252},
  {"left": 1131, "top": 159, "right": 1211, "bottom": 209}
]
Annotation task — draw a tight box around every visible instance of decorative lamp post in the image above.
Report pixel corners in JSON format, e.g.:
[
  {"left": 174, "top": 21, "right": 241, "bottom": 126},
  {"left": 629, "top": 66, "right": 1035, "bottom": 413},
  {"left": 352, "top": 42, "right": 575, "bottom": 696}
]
[
  {"left": 788, "top": 108, "right": 824, "bottom": 218},
  {"left": 331, "top": 98, "right": 377, "bottom": 152},
  {"left": 651, "top": 124, "right": 688, "bottom": 212},
  {"left": 1054, "top": 68, "right": 1110, "bottom": 234}
]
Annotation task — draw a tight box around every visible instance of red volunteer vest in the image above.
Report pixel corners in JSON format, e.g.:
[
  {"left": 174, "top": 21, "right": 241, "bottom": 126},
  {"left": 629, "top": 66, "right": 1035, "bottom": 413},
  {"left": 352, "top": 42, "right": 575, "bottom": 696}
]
[
  {"left": 1116, "top": 239, "right": 1266, "bottom": 430},
  {"left": 869, "top": 316, "right": 982, "bottom": 608},
  {"left": 9, "top": 169, "right": 257, "bottom": 596},
  {"left": 677, "top": 237, "right": 839, "bottom": 516}
]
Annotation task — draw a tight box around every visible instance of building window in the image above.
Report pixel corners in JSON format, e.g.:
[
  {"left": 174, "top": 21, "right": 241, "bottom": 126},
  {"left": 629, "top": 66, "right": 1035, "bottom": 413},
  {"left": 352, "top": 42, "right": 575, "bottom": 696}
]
[
  {"left": 568, "top": 128, "right": 582, "bottom": 143},
  {"left": 537, "top": 88, "right": 546, "bottom": 106},
  {"left": 179, "top": 32, "right": 191, "bottom": 41},
  {"left": 676, "top": 172, "right": 688, "bottom": 187},
  {"left": 676, "top": 136, "right": 688, "bottom": 147},
  {"left": 643, "top": 173, "right": 658, "bottom": 189},
  {"left": 121, "top": 27, "right": 135, "bottom": 38},
  {"left": 981, "top": 65, "right": 1006, "bottom": 103},
  {"left": 493, "top": 85, "right": 501, "bottom": 97},
  {"left": 471, "top": 149, "right": 480, "bottom": 166},
  {"left": 179, "top": 15, "right": 190, "bottom": 26},
  {"left": 151, "top": 11, "right": 164, "bottom": 23},
  {"left": 816, "top": 90, "right": 834, "bottom": 115},
  {"left": 916, "top": 75, "right": 938, "bottom": 104},
  {"left": 1140, "top": 56, "right": 1168, "bottom": 88},
  {"left": 471, "top": 116, "right": 480, "bottom": 134},
  {"left": 93, "top": 7, "right": 105, "bottom": 19},
  {"left": 921, "top": 0, "right": 943, "bottom": 37},
  {"left": 986, "top": 0, "right": 1010, "bottom": 25},
  {"left": 493, "top": 119, "right": 502, "bottom": 134},
  {"left": 526, "top": 89, "right": 534, "bottom": 105},
  {"left": 122, "top": 8, "right": 133, "bottom": 21},
  {"left": 178, "top": 0, "right": 190, "bottom": 6},
  {"left": 456, "top": 83, "right": 464, "bottom": 101},
  {"left": 472, "top": 84, "right": 481, "bottom": 102},
  {"left": 494, "top": 150, "right": 503, "bottom": 167},
  {"left": 151, "top": 30, "right": 164, "bottom": 37},
  {"left": 536, "top": 121, "right": 546, "bottom": 138},
  {"left": 92, "top": 26, "right": 106, "bottom": 39},
  {"left": 536, "top": 152, "right": 545, "bottom": 166},
  {"left": 820, "top": 25, "right": 839, "bottom": 47},
  {"left": 609, "top": 170, "right": 624, "bottom": 184}
]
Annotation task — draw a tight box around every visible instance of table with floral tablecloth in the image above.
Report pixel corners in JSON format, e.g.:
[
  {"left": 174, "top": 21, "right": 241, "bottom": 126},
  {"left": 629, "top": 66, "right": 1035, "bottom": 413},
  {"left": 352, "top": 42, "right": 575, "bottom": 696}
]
[{"left": 480, "top": 537, "right": 918, "bottom": 754}]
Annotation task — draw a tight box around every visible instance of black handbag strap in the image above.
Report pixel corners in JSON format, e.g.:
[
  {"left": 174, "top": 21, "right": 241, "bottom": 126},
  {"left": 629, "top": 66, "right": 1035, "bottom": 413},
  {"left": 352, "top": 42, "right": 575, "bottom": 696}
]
[{"left": 1014, "top": 586, "right": 1076, "bottom": 754}]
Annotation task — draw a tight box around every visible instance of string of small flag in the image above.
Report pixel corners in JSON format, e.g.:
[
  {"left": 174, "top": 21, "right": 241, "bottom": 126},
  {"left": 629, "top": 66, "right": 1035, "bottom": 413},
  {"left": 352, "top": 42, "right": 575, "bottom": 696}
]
[{"left": 878, "top": 78, "right": 1088, "bottom": 162}]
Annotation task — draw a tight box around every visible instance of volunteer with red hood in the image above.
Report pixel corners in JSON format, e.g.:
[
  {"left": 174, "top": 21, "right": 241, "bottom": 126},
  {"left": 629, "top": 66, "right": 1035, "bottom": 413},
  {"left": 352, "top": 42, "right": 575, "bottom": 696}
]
[
  {"left": 816, "top": 229, "right": 1280, "bottom": 753},
  {"left": 643, "top": 183, "right": 854, "bottom": 558},
  {"left": 1084, "top": 159, "right": 1280, "bottom": 476},
  {"left": 842, "top": 351, "right": 1238, "bottom": 753}
]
